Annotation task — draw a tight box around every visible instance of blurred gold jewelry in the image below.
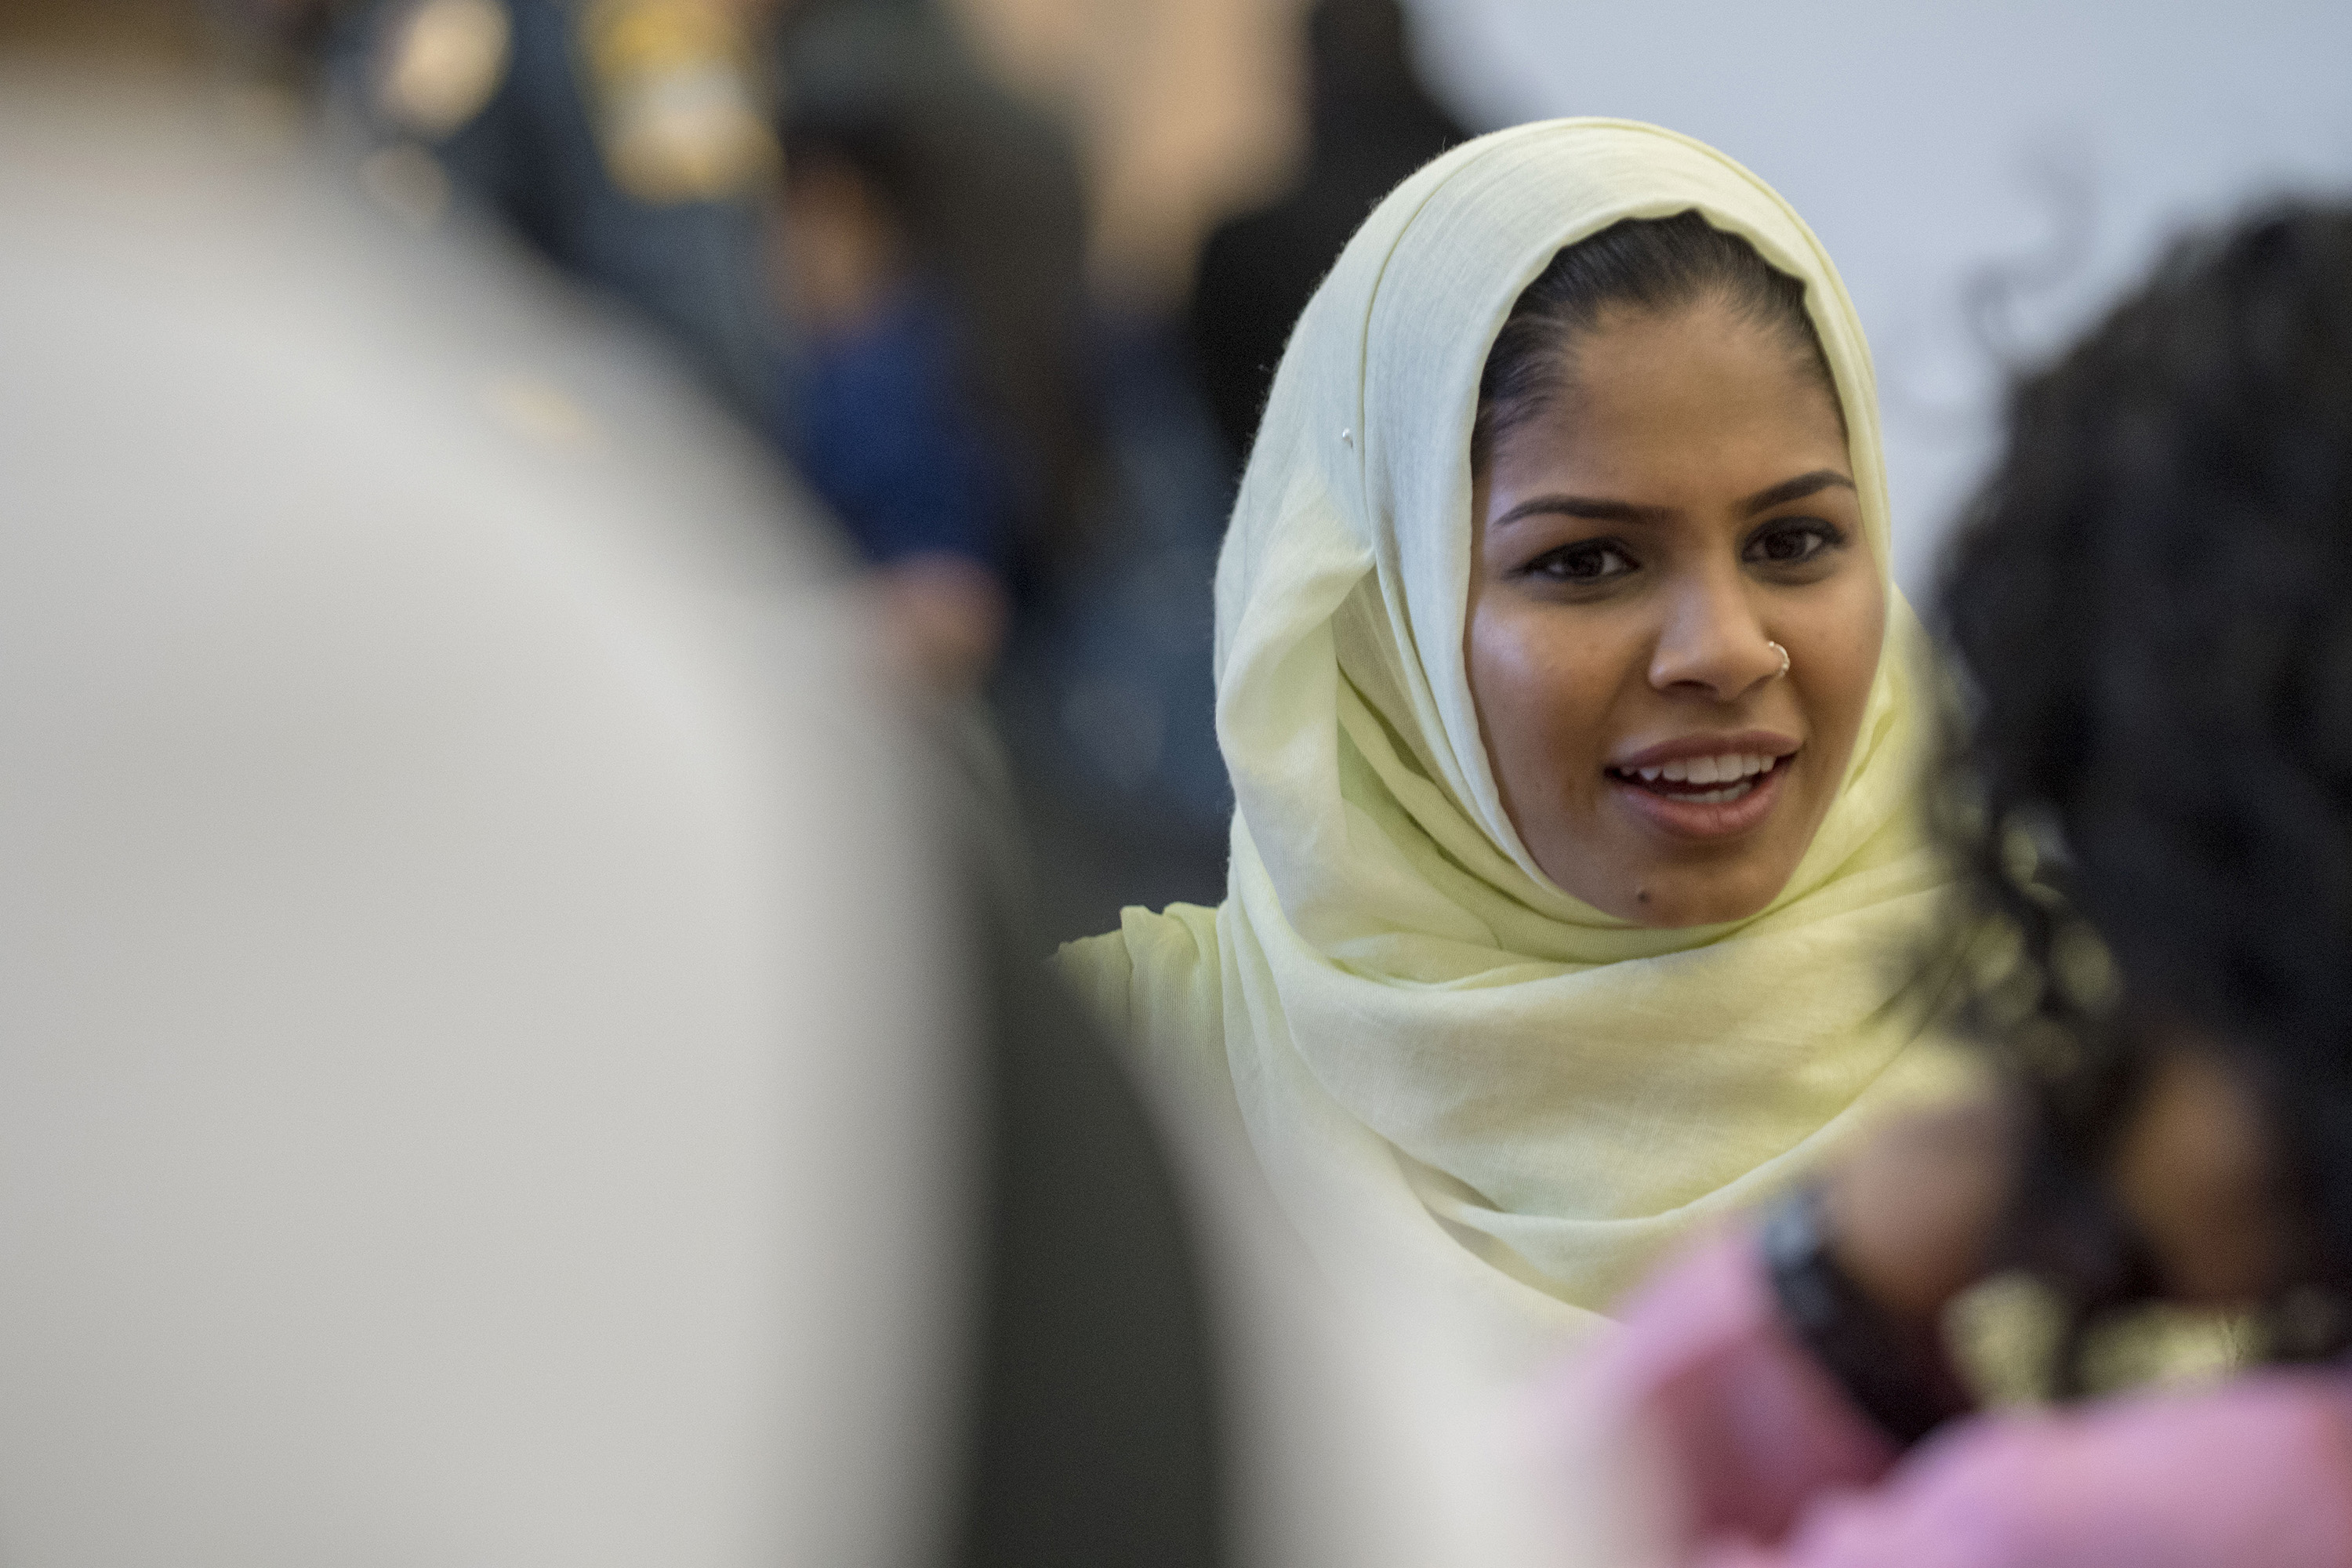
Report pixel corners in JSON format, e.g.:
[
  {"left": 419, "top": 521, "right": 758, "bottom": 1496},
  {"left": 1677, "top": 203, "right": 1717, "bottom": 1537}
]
[
  {"left": 375, "top": 0, "right": 511, "bottom": 140},
  {"left": 581, "top": 0, "right": 777, "bottom": 204}
]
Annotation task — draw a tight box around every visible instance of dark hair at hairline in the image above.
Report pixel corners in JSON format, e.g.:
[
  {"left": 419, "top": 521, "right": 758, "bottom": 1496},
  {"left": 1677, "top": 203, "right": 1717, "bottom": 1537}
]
[{"left": 1471, "top": 211, "right": 1842, "bottom": 471}]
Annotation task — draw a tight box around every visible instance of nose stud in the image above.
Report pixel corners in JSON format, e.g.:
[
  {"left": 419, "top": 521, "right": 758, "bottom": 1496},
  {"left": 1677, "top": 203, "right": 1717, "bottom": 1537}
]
[{"left": 1768, "top": 640, "right": 1791, "bottom": 680}]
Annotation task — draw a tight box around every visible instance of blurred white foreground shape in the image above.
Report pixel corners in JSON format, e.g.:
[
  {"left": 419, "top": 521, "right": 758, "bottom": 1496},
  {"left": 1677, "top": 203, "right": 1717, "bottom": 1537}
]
[{"left": 0, "top": 63, "right": 964, "bottom": 1568}]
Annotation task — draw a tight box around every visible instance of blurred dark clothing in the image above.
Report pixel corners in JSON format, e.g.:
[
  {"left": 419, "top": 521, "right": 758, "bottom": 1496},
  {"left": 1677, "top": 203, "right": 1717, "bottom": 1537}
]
[
  {"left": 781, "top": 285, "right": 1015, "bottom": 573},
  {"left": 779, "top": 0, "right": 1098, "bottom": 573},
  {"left": 966, "top": 886, "right": 1225, "bottom": 1568},
  {"left": 338, "top": 0, "right": 780, "bottom": 416},
  {"left": 1188, "top": 0, "right": 1468, "bottom": 464},
  {"left": 993, "top": 319, "right": 1233, "bottom": 945}
]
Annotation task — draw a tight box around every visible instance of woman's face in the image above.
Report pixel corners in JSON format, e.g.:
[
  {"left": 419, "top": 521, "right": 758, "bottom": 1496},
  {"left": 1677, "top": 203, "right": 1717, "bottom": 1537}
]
[{"left": 1465, "top": 296, "right": 1884, "bottom": 927}]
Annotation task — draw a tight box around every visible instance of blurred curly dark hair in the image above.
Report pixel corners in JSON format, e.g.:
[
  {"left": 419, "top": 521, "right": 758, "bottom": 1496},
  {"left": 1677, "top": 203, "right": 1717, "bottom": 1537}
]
[{"left": 1933, "top": 204, "right": 2352, "bottom": 1373}]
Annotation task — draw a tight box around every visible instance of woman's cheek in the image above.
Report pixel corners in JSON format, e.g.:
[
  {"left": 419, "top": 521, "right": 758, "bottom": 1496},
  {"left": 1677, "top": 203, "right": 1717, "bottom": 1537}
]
[
  {"left": 1802, "top": 575, "right": 1885, "bottom": 735},
  {"left": 1845, "top": 587, "right": 1889, "bottom": 721},
  {"left": 1526, "top": 643, "right": 1619, "bottom": 822},
  {"left": 1475, "top": 608, "right": 1577, "bottom": 793}
]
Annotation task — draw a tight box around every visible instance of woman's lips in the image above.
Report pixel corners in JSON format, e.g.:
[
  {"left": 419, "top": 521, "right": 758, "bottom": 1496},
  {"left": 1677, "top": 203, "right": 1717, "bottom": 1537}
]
[{"left": 1604, "top": 750, "right": 1795, "bottom": 840}]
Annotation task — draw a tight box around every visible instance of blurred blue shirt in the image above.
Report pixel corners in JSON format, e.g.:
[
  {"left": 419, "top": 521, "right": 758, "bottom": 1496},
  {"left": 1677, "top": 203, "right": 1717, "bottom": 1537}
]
[{"left": 781, "top": 286, "right": 1015, "bottom": 575}]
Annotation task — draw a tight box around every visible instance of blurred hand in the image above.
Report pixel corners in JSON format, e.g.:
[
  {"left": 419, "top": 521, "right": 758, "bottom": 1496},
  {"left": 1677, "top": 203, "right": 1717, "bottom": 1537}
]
[
  {"left": 870, "top": 553, "right": 1010, "bottom": 702},
  {"left": 2108, "top": 1047, "right": 2290, "bottom": 1308},
  {"left": 1822, "top": 1094, "right": 2019, "bottom": 1333}
]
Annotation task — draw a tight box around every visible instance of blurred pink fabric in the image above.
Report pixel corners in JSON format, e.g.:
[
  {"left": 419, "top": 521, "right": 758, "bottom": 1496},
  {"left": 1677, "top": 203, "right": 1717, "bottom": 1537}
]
[{"left": 1573, "top": 1234, "right": 2352, "bottom": 1567}]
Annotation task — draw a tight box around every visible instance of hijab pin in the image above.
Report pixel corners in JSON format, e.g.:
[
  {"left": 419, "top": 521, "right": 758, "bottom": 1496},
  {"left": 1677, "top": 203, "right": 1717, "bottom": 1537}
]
[{"left": 1339, "top": 427, "right": 1353, "bottom": 448}]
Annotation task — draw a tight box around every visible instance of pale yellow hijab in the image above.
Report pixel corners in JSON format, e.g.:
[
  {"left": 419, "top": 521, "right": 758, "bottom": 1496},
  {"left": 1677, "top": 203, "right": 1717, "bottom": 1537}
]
[{"left": 1061, "top": 119, "right": 1956, "bottom": 1375}]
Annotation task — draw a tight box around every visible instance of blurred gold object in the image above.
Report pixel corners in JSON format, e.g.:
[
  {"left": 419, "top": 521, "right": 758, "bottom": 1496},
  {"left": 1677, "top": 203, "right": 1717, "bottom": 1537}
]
[
  {"left": 375, "top": 0, "right": 513, "bottom": 138},
  {"left": 1947, "top": 1271, "right": 2251, "bottom": 1406},
  {"left": 579, "top": 0, "right": 777, "bottom": 205},
  {"left": 2051, "top": 919, "right": 2122, "bottom": 1014}
]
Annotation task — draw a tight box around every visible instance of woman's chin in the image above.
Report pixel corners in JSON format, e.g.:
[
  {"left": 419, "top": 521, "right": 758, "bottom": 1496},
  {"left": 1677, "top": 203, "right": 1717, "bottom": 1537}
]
[{"left": 1546, "top": 845, "right": 1798, "bottom": 929}]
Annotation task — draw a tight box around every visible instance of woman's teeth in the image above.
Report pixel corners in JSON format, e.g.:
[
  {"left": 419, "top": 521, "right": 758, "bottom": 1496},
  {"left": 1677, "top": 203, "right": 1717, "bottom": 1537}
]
[
  {"left": 1610, "top": 753, "right": 1780, "bottom": 804},
  {"left": 1643, "top": 752, "right": 1776, "bottom": 786}
]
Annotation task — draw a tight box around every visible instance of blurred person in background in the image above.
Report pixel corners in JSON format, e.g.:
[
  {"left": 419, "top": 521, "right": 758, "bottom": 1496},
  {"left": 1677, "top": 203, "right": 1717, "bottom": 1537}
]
[
  {"left": 772, "top": 0, "right": 1235, "bottom": 943},
  {"left": 1187, "top": 0, "right": 1466, "bottom": 469},
  {"left": 1548, "top": 204, "right": 2352, "bottom": 1568},
  {"left": 297, "top": 0, "right": 1220, "bottom": 942},
  {"left": 1061, "top": 121, "right": 1962, "bottom": 1388},
  {"left": 766, "top": 0, "right": 1096, "bottom": 699},
  {"left": 325, "top": 0, "right": 786, "bottom": 415}
]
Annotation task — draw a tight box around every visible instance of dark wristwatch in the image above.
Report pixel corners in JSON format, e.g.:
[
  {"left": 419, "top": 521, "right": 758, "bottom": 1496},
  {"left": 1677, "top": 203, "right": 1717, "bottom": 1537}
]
[{"left": 1760, "top": 1183, "right": 1974, "bottom": 1446}]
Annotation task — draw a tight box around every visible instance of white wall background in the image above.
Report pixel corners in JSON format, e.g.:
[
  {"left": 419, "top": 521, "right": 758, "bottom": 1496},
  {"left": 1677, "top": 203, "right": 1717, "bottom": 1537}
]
[{"left": 1404, "top": 0, "right": 2352, "bottom": 593}]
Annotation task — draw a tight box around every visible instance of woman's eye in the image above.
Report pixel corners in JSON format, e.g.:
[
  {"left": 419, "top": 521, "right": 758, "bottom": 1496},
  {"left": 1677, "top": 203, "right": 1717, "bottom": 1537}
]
[
  {"left": 1530, "top": 541, "right": 1635, "bottom": 583},
  {"left": 1745, "top": 521, "right": 1842, "bottom": 568}
]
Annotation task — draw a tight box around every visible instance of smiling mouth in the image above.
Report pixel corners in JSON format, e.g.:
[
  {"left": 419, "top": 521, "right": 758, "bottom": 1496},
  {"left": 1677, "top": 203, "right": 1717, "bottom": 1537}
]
[{"left": 1605, "top": 751, "right": 1784, "bottom": 805}]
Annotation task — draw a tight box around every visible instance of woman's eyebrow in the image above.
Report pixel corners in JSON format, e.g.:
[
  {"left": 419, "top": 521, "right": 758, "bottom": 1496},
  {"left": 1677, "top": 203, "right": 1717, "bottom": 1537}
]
[
  {"left": 1490, "top": 495, "right": 1673, "bottom": 529},
  {"left": 1491, "top": 471, "right": 1855, "bottom": 531},
  {"left": 1739, "top": 470, "right": 1855, "bottom": 516}
]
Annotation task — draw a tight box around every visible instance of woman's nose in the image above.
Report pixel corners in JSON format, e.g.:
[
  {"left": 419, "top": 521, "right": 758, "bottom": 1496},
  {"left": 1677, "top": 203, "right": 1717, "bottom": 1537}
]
[{"left": 1648, "top": 572, "right": 1780, "bottom": 700}]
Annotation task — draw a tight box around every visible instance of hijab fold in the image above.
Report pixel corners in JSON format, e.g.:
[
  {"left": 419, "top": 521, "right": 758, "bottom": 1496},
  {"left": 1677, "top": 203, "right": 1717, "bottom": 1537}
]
[{"left": 1062, "top": 120, "right": 1958, "bottom": 1373}]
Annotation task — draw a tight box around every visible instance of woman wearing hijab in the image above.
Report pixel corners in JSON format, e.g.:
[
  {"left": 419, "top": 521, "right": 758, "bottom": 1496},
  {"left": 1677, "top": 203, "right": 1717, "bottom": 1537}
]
[{"left": 1058, "top": 119, "right": 1958, "bottom": 1376}]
